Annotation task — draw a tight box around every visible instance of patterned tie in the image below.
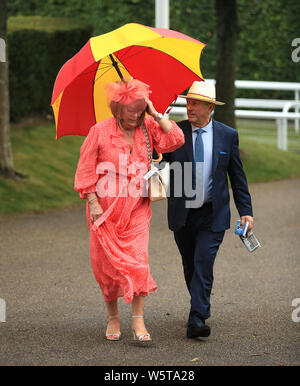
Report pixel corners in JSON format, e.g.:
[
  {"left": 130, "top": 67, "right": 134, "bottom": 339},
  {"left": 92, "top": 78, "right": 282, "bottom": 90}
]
[{"left": 192, "top": 128, "right": 205, "bottom": 207}]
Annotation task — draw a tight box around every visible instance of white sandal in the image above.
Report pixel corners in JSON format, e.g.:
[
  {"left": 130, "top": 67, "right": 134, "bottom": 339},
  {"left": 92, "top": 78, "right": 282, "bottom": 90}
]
[
  {"left": 132, "top": 315, "right": 152, "bottom": 343},
  {"left": 106, "top": 315, "right": 121, "bottom": 341}
]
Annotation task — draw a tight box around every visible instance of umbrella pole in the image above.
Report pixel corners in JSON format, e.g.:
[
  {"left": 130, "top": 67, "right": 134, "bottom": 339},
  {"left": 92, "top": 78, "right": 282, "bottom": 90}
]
[{"left": 109, "top": 54, "right": 124, "bottom": 81}]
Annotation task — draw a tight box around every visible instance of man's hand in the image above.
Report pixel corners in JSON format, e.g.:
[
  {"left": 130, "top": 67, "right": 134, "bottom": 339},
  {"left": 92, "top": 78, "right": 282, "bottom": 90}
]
[{"left": 240, "top": 215, "right": 253, "bottom": 231}]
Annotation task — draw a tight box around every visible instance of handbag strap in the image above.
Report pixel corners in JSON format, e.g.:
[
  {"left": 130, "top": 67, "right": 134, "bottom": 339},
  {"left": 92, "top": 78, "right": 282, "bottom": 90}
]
[{"left": 142, "top": 122, "right": 152, "bottom": 166}]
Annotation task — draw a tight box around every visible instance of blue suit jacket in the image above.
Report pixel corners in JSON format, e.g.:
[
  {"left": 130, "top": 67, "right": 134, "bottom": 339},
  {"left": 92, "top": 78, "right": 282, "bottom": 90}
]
[{"left": 163, "top": 119, "right": 253, "bottom": 232}]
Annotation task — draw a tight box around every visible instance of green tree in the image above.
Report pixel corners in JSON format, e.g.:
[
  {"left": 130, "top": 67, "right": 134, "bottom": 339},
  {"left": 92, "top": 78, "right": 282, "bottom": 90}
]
[
  {"left": 214, "top": 0, "right": 238, "bottom": 128},
  {"left": 237, "top": 0, "right": 300, "bottom": 87},
  {"left": 6, "top": 0, "right": 300, "bottom": 124},
  {"left": 0, "top": 0, "right": 18, "bottom": 179},
  {"left": 89, "top": 0, "right": 155, "bottom": 35}
]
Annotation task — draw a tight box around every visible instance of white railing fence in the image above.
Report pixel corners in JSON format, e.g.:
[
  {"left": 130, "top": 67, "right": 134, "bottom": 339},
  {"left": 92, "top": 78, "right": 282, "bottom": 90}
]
[{"left": 168, "top": 79, "right": 300, "bottom": 151}]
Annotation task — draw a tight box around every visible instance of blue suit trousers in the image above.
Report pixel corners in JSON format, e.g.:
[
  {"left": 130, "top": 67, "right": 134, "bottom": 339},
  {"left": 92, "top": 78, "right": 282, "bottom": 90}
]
[{"left": 174, "top": 203, "right": 224, "bottom": 324}]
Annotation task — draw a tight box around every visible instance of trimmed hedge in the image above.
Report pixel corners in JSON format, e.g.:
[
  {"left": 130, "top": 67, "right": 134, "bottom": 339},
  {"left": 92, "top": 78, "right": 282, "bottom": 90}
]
[{"left": 7, "top": 17, "right": 93, "bottom": 121}]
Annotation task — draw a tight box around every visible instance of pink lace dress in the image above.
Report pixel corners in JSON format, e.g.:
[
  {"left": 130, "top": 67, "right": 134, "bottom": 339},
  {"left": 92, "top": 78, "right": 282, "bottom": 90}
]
[{"left": 74, "top": 116, "right": 184, "bottom": 303}]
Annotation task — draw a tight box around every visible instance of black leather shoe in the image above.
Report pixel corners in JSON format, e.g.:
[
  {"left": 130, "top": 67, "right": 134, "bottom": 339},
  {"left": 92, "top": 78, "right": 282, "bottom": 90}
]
[{"left": 187, "top": 320, "right": 211, "bottom": 338}]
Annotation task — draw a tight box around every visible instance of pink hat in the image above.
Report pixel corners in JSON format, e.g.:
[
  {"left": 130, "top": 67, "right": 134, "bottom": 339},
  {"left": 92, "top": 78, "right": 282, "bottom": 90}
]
[{"left": 104, "top": 79, "right": 151, "bottom": 105}]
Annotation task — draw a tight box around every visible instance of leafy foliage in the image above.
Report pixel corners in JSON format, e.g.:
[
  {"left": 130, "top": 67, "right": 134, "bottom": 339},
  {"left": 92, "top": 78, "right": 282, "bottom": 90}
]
[
  {"left": 90, "top": 0, "right": 155, "bottom": 35},
  {"left": 236, "top": 0, "right": 300, "bottom": 98},
  {"left": 6, "top": 0, "right": 300, "bottom": 121},
  {"left": 7, "top": 0, "right": 299, "bottom": 83}
]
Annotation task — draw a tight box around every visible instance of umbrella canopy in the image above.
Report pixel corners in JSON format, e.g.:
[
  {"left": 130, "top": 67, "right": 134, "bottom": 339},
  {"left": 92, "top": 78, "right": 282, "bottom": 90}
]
[{"left": 51, "top": 23, "right": 206, "bottom": 139}]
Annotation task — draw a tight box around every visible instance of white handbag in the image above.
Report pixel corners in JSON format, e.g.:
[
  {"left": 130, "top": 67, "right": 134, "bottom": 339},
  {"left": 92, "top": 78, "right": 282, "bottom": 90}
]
[{"left": 142, "top": 123, "right": 167, "bottom": 202}]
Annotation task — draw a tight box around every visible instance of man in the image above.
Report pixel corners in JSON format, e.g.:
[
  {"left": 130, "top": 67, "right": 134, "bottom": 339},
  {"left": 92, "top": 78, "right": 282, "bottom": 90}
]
[{"left": 163, "top": 81, "right": 253, "bottom": 339}]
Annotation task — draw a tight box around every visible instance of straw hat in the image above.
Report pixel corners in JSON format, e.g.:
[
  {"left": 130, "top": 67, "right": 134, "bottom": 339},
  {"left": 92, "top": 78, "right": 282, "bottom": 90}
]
[{"left": 179, "top": 81, "right": 225, "bottom": 105}]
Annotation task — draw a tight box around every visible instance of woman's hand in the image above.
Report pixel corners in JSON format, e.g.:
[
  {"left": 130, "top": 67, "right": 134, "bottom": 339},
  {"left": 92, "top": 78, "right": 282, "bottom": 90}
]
[
  {"left": 145, "top": 97, "right": 172, "bottom": 132},
  {"left": 144, "top": 97, "right": 157, "bottom": 118},
  {"left": 89, "top": 199, "right": 103, "bottom": 223}
]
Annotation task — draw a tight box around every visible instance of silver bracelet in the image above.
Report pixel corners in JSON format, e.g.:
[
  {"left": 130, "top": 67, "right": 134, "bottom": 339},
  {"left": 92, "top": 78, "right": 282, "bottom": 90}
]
[
  {"left": 88, "top": 196, "right": 97, "bottom": 204},
  {"left": 154, "top": 112, "right": 164, "bottom": 122}
]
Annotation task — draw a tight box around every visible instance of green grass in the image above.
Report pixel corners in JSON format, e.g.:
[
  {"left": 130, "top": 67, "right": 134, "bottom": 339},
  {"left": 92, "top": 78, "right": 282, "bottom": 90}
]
[
  {"left": 237, "top": 119, "right": 300, "bottom": 151},
  {"left": 0, "top": 121, "right": 85, "bottom": 216},
  {"left": 239, "top": 137, "right": 300, "bottom": 182},
  {"left": 0, "top": 119, "right": 299, "bottom": 216},
  {"left": 237, "top": 119, "right": 300, "bottom": 182}
]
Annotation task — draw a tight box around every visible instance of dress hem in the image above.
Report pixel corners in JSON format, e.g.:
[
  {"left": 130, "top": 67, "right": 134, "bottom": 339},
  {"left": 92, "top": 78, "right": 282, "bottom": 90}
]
[{"left": 102, "top": 286, "right": 157, "bottom": 304}]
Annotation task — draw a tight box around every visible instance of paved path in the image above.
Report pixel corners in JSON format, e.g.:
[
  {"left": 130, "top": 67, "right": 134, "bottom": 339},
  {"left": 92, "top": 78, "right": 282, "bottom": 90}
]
[{"left": 0, "top": 179, "right": 299, "bottom": 366}]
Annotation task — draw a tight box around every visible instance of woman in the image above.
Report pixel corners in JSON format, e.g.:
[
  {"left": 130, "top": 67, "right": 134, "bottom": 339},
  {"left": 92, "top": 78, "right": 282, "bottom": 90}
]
[{"left": 74, "top": 79, "right": 184, "bottom": 343}]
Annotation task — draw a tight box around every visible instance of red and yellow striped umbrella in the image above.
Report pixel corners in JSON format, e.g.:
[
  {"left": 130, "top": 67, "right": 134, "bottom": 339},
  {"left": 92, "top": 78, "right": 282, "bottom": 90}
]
[{"left": 51, "top": 23, "right": 206, "bottom": 139}]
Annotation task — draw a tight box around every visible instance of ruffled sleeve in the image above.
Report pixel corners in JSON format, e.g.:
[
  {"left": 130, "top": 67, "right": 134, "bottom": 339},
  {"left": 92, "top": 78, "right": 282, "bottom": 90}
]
[
  {"left": 74, "top": 124, "right": 100, "bottom": 199},
  {"left": 146, "top": 116, "right": 185, "bottom": 153}
]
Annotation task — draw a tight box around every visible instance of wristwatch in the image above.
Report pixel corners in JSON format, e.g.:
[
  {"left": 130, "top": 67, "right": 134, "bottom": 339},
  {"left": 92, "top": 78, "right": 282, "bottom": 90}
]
[{"left": 154, "top": 112, "right": 164, "bottom": 121}]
